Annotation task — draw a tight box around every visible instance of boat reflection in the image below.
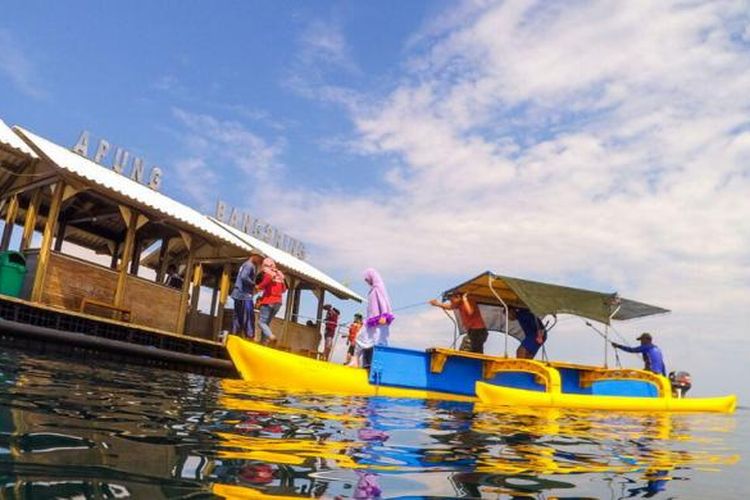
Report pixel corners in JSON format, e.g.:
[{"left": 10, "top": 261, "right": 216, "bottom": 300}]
[
  {"left": 215, "top": 379, "right": 739, "bottom": 498},
  {"left": 0, "top": 352, "right": 739, "bottom": 499}
]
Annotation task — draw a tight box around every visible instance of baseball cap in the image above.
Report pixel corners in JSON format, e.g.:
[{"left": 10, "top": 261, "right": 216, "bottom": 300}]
[{"left": 636, "top": 332, "right": 652, "bottom": 342}]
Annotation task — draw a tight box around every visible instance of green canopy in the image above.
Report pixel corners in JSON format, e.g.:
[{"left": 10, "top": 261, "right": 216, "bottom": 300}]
[{"left": 443, "top": 272, "right": 669, "bottom": 325}]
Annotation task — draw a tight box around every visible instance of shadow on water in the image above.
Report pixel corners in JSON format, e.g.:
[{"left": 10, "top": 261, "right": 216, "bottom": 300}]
[{"left": 0, "top": 347, "right": 740, "bottom": 499}]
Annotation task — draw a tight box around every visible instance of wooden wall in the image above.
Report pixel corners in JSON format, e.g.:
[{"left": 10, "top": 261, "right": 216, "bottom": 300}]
[
  {"left": 220, "top": 308, "right": 321, "bottom": 354},
  {"left": 41, "top": 252, "right": 117, "bottom": 310},
  {"left": 275, "top": 319, "right": 322, "bottom": 354},
  {"left": 37, "top": 251, "right": 181, "bottom": 333},
  {"left": 122, "top": 275, "right": 181, "bottom": 332}
]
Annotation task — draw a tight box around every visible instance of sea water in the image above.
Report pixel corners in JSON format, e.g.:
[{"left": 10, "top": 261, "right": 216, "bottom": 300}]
[{"left": 0, "top": 346, "right": 744, "bottom": 499}]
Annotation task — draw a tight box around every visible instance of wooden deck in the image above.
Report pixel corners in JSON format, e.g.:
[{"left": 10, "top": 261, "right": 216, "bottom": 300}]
[{"left": 0, "top": 293, "right": 233, "bottom": 377}]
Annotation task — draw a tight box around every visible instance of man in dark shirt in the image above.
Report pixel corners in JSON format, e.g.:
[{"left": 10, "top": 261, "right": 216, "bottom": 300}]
[
  {"left": 611, "top": 332, "right": 666, "bottom": 376},
  {"left": 164, "top": 264, "right": 183, "bottom": 290},
  {"left": 231, "top": 254, "right": 263, "bottom": 339}
]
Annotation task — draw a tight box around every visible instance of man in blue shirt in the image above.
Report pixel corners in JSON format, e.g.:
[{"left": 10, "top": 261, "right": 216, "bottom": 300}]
[
  {"left": 231, "top": 254, "right": 263, "bottom": 339},
  {"left": 611, "top": 332, "right": 666, "bottom": 376}
]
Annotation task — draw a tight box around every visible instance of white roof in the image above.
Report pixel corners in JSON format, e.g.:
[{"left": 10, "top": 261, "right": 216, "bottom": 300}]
[
  {"left": 0, "top": 120, "right": 37, "bottom": 159},
  {"left": 14, "top": 126, "right": 241, "bottom": 248},
  {"left": 209, "top": 217, "right": 363, "bottom": 302},
  {"left": 13, "top": 124, "right": 362, "bottom": 302}
]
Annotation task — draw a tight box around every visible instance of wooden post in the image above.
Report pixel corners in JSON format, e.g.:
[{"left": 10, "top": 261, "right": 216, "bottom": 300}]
[
  {"left": 110, "top": 243, "right": 120, "bottom": 269},
  {"left": 176, "top": 244, "right": 196, "bottom": 335},
  {"left": 31, "top": 182, "right": 64, "bottom": 302},
  {"left": 214, "top": 263, "right": 231, "bottom": 340},
  {"left": 53, "top": 215, "right": 68, "bottom": 252},
  {"left": 129, "top": 238, "right": 143, "bottom": 275},
  {"left": 155, "top": 237, "right": 170, "bottom": 284},
  {"left": 113, "top": 208, "right": 138, "bottom": 307},
  {"left": 20, "top": 189, "right": 42, "bottom": 251},
  {"left": 316, "top": 288, "right": 326, "bottom": 326},
  {"left": 209, "top": 269, "right": 219, "bottom": 315},
  {"left": 279, "top": 277, "right": 298, "bottom": 347},
  {"left": 0, "top": 195, "right": 19, "bottom": 251}
]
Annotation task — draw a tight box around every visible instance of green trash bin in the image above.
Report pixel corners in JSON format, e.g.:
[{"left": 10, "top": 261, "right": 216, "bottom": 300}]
[{"left": 0, "top": 251, "right": 27, "bottom": 297}]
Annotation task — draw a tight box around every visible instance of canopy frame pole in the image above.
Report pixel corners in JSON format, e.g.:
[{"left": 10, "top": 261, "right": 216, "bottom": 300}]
[
  {"left": 488, "top": 274, "right": 510, "bottom": 358},
  {"left": 604, "top": 304, "right": 622, "bottom": 368}
]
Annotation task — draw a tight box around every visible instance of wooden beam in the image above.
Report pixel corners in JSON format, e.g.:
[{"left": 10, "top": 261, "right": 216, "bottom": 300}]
[
  {"left": 66, "top": 211, "right": 120, "bottom": 225},
  {"left": 19, "top": 189, "right": 42, "bottom": 251},
  {"left": 129, "top": 238, "right": 143, "bottom": 275},
  {"left": 0, "top": 195, "right": 19, "bottom": 251},
  {"left": 113, "top": 209, "right": 138, "bottom": 307},
  {"left": 155, "top": 237, "right": 170, "bottom": 283},
  {"left": 279, "top": 277, "right": 299, "bottom": 347},
  {"left": 209, "top": 270, "right": 219, "bottom": 316},
  {"left": 176, "top": 243, "right": 196, "bottom": 335},
  {"left": 31, "top": 182, "right": 65, "bottom": 302},
  {"left": 53, "top": 215, "right": 68, "bottom": 252},
  {"left": 315, "top": 288, "right": 326, "bottom": 326},
  {"left": 110, "top": 242, "right": 120, "bottom": 269},
  {"left": 214, "top": 263, "right": 231, "bottom": 340},
  {"left": 293, "top": 286, "right": 303, "bottom": 323},
  {"left": 1, "top": 174, "right": 57, "bottom": 201}
]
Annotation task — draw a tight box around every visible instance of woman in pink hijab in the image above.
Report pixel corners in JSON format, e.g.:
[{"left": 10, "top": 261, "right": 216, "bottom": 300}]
[{"left": 354, "top": 268, "right": 394, "bottom": 369}]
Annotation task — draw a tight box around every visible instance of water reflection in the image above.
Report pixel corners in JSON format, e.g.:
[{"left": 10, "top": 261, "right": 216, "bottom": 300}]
[{"left": 0, "top": 347, "right": 740, "bottom": 498}]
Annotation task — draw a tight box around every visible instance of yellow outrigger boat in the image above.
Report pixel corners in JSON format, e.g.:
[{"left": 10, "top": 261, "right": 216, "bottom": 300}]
[{"left": 225, "top": 272, "right": 737, "bottom": 413}]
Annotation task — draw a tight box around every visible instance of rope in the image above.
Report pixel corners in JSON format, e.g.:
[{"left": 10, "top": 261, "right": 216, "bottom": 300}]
[
  {"left": 392, "top": 301, "right": 429, "bottom": 313},
  {"left": 613, "top": 346, "right": 622, "bottom": 368},
  {"left": 584, "top": 319, "right": 627, "bottom": 368},
  {"left": 608, "top": 322, "right": 631, "bottom": 345},
  {"left": 441, "top": 308, "right": 460, "bottom": 349}
]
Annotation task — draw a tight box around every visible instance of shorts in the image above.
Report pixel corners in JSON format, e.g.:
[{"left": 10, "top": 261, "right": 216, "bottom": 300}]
[
  {"left": 347, "top": 344, "right": 355, "bottom": 356},
  {"left": 521, "top": 330, "right": 547, "bottom": 357},
  {"left": 460, "top": 328, "right": 488, "bottom": 354}
]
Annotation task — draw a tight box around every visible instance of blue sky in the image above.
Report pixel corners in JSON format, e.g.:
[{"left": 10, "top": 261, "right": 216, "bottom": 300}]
[{"left": 2, "top": 1, "right": 750, "bottom": 402}]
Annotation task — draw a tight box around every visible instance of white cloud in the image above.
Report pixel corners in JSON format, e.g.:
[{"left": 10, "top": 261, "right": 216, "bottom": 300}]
[
  {"left": 298, "top": 19, "right": 358, "bottom": 74},
  {"left": 284, "top": 18, "right": 363, "bottom": 108},
  {"left": 170, "top": 108, "right": 285, "bottom": 209},
  {"left": 0, "top": 29, "right": 45, "bottom": 99},
  {"left": 264, "top": 0, "right": 750, "bottom": 342}
]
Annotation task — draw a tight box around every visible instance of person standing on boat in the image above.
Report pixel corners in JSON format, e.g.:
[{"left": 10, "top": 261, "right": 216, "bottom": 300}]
[
  {"left": 611, "top": 332, "right": 666, "bottom": 376},
  {"left": 322, "top": 304, "right": 341, "bottom": 360},
  {"left": 356, "top": 268, "right": 395, "bottom": 369},
  {"left": 430, "top": 292, "right": 489, "bottom": 353},
  {"left": 514, "top": 308, "right": 548, "bottom": 359},
  {"left": 344, "top": 313, "right": 363, "bottom": 366},
  {"left": 256, "top": 257, "right": 287, "bottom": 346},
  {"left": 231, "top": 254, "right": 263, "bottom": 340}
]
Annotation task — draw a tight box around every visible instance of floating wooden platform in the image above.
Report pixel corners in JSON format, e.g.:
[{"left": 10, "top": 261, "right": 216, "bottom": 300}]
[{"left": 0, "top": 295, "right": 235, "bottom": 377}]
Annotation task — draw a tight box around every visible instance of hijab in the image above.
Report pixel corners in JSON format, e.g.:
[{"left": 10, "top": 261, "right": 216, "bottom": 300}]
[
  {"left": 262, "top": 257, "right": 285, "bottom": 283},
  {"left": 363, "top": 267, "right": 394, "bottom": 326}
]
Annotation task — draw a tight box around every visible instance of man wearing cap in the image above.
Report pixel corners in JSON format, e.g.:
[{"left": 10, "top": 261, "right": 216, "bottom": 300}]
[
  {"left": 611, "top": 333, "right": 666, "bottom": 376},
  {"left": 430, "top": 292, "right": 489, "bottom": 353},
  {"left": 231, "top": 253, "right": 264, "bottom": 340}
]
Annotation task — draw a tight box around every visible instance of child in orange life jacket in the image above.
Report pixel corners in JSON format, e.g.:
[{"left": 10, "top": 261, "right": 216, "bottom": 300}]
[{"left": 344, "top": 314, "right": 363, "bottom": 366}]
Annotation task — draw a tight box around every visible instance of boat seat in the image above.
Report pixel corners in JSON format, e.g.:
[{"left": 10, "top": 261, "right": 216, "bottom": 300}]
[
  {"left": 426, "top": 347, "right": 559, "bottom": 390},
  {"left": 80, "top": 298, "right": 131, "bottom": 322},
  {"left": 426, "top": 347, "right": 506, "bottom": 373}
]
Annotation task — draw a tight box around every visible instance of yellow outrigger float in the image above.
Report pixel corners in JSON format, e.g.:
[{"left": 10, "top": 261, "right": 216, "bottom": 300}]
[
  {"left": 475, "top": 380, "right": 736, "bottom": 412},
  {"left": 225, "top": 272, "right": 737, "bottom": 413}
]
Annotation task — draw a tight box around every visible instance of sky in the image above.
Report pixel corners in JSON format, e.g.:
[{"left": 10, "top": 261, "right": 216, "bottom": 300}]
[{"left": 1, "top": 0, "right": 749, "bottom": 401}]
